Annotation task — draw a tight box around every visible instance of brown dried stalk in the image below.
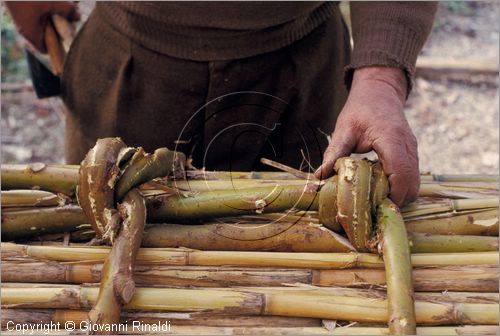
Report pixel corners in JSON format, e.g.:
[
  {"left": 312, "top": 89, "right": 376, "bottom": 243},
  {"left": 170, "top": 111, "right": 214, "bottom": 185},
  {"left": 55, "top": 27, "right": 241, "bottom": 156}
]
[
  {"left": 87, "top": 189, "right": 146, "bottom": 329},
  {"left": 77, "top": 137, "right": 127, "bottom": 241},
  {"left": 77, "top": 138, "right": 185, "bottom": 334}
]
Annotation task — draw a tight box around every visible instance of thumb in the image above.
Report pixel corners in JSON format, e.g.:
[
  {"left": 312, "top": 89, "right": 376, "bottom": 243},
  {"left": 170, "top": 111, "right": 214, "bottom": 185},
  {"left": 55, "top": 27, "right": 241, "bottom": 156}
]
[{"left": 314, "top": 127, "right": 357, "bottom": 180}]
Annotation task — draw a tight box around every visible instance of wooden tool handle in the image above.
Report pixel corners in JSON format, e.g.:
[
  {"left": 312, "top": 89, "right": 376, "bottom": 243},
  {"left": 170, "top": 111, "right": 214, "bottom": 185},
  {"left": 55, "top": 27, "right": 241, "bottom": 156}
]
[{"left": 44, "top": 17, "right": 66, "bottom": 76}]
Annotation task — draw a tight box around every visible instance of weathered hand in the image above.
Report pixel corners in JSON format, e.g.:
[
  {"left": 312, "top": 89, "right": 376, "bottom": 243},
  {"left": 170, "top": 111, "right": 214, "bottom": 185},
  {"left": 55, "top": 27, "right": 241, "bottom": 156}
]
[
  {"left": 5, "top": 1, "right": 80, "bottom": 53},
  {"left": 315, "top": 67, "right": 419, "bottom": 207}
]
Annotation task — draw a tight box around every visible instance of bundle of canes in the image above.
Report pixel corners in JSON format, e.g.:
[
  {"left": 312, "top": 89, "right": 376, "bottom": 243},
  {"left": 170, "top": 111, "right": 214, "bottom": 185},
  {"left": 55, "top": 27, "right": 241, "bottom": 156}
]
[
  {"left": 76, "top": 138, "right": 185, "bottom": 333},
  {"left": 77, "top": 138, "right": 414, "bottom": 335}
]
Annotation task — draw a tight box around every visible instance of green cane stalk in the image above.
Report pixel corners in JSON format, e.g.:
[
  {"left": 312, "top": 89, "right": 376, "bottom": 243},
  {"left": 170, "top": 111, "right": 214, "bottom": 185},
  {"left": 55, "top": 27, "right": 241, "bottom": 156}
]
[{"left": 378, "top": 198, "right": 416, "bottom": 335}]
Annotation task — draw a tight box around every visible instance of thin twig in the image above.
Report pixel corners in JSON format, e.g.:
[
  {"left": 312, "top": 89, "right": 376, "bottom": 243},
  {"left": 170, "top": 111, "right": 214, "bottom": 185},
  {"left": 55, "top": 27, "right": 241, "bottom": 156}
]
[{"left": 260, "top": 158, "right": 315, "bottom": 180}]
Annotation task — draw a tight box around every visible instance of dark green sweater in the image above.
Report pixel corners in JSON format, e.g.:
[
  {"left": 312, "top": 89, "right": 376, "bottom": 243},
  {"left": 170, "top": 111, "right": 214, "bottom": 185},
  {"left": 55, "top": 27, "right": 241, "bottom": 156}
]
[{"left": 96, "top": 1, "right": 437, "bottom": 87}]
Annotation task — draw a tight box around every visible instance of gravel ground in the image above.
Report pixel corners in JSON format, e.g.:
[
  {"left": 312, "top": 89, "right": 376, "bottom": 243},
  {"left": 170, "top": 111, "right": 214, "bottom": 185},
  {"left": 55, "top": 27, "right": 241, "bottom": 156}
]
[
  {"left": 1, "top": 2, "right": 499, "bottom": 174},
  {"left": 1, "top": 89, "right": 66, "bottom": 163},
  {"left": 405, "top": 1, "right": 499, "bottom": 174},
  {"left": 406, "top": 78, "right": 498, "bottom": 174},
  {"left": 422, "top": 1, "right": 499, "bottom": 59}
]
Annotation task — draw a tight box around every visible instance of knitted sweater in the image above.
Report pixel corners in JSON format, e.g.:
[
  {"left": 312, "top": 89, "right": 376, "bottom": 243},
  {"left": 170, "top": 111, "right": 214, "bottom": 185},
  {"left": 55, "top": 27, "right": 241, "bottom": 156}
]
[{"left": 96, "top": 1, "right": 437, "bottom": 88}]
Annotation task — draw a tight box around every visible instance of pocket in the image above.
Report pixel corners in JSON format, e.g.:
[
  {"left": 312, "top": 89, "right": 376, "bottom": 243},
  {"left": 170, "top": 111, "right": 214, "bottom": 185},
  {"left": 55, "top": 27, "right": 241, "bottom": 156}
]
[{"left": 60, "top": 10, "right": 131, "bottom": 110}]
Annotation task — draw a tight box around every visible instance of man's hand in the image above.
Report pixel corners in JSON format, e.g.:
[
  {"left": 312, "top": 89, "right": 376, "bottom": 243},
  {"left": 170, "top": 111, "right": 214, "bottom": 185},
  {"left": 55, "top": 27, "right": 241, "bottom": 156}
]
[
  {"left": 5, "top": 1, "right": 80, "bottom": 53},
  {"left": 314, "top": 67, "right": 419, "bottom": 207}
]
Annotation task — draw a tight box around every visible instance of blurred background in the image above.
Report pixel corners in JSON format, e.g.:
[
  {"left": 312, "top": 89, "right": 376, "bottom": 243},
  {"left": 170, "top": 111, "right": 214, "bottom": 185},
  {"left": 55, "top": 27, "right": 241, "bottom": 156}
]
[{"left": 1, "top": 1, "right": 499, "bottom": 174}]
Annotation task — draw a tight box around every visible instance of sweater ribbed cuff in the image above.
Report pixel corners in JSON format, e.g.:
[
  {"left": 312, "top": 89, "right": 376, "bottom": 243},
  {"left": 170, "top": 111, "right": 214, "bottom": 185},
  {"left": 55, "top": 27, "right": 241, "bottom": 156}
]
[{"left": 345, "top": 20, "right": 425, "bottom": 97}]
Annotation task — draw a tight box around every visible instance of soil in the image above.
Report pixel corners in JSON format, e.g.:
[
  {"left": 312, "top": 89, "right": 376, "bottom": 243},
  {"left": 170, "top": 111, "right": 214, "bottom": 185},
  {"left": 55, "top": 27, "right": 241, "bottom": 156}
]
[
  {"left": 406, "top": 1, "right": 499, "bottom": 174},
  {"left": 1, "top": 90, "right": 66, "bottom": 163},
  {"left": 1, "top": 2, "right": 498, "bottom": 174}
]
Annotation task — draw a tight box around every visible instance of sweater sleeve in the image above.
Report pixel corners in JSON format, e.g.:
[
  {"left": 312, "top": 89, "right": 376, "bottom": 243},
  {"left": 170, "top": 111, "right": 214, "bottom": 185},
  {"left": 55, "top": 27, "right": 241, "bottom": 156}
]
[{"left": 346, "top": 1, "right": 438, "bottom": 95}]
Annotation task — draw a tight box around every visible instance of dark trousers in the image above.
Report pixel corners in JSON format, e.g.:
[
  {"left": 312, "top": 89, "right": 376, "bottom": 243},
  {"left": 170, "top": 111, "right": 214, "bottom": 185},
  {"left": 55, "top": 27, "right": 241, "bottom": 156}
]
[{"left": 61, "top": 7, "right": 351, "bottom": 171}]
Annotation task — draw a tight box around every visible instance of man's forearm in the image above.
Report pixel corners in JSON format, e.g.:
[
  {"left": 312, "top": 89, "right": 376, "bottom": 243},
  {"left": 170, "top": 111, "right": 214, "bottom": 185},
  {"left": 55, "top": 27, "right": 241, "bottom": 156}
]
[{"left": 351, "top": 67, "right": 407, "bottom": 104}]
